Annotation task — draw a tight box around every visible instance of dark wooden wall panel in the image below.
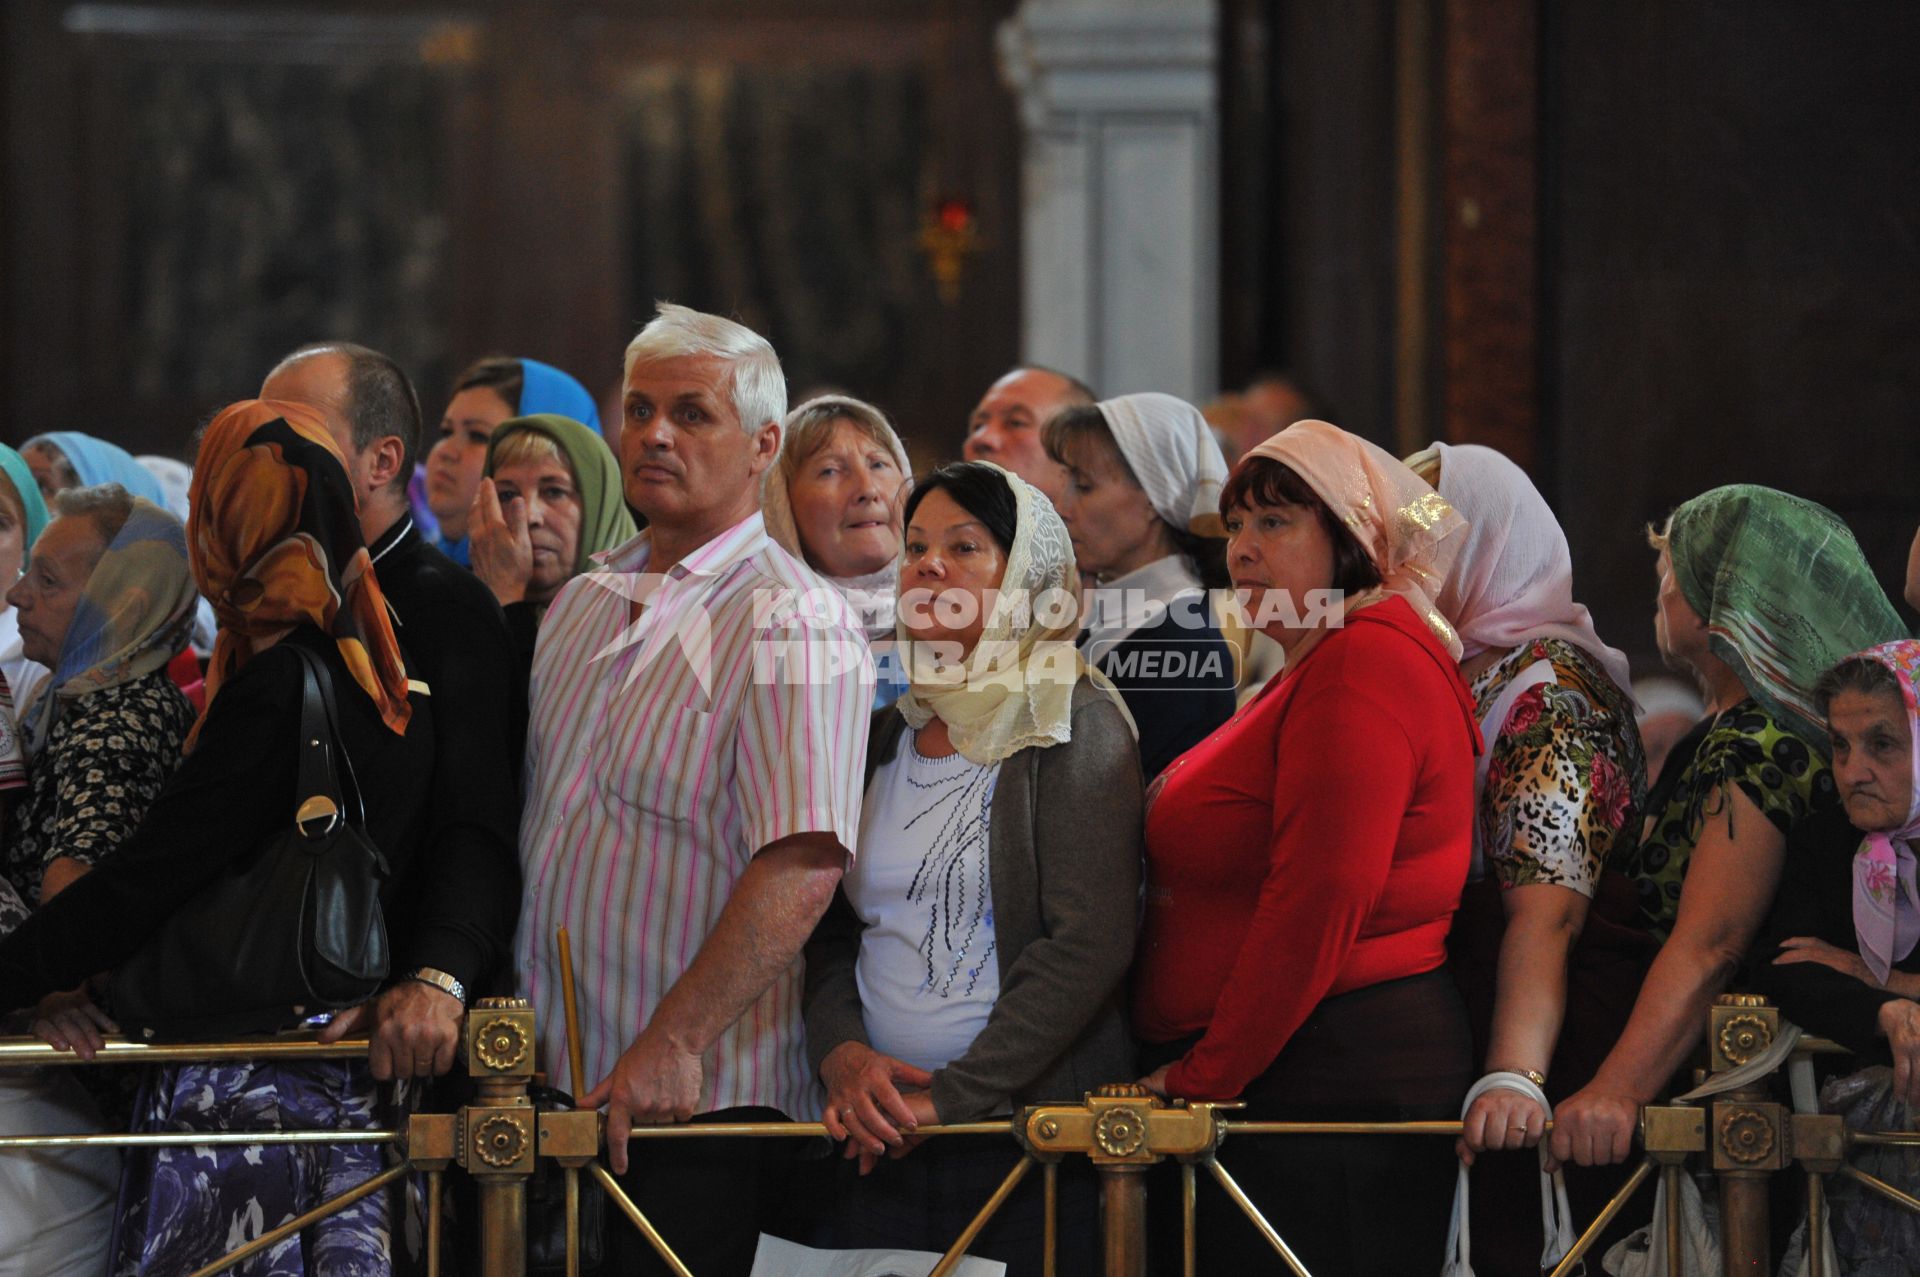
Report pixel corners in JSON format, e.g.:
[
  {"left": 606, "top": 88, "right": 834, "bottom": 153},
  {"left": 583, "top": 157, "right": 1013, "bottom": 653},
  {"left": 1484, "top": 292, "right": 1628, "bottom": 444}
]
[
  {"left": 1, "top": 0, "right": 1020, "bottom": 460},
  {"left": 1547, "top": 2, "right": 1920, "bottom": 671}
]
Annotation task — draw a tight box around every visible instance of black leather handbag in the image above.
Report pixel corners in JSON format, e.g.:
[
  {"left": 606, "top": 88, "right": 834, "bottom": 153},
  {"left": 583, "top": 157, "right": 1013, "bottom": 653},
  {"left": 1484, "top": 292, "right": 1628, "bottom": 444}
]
[{"left": 110, "top": 644, "right": 392, "bottom": 1040}]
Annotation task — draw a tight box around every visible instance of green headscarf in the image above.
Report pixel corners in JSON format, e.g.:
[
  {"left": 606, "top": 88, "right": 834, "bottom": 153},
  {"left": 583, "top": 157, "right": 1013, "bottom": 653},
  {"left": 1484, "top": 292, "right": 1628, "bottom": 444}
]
[
  {"left": 483, "top": 414, "right": 636, "bottom": 574},
  {"left": 0, "top": 443, "right": 50, "bottom": 552},
  {"left": 1669, "top": 483, "right": 1905, "bottom": 744}
]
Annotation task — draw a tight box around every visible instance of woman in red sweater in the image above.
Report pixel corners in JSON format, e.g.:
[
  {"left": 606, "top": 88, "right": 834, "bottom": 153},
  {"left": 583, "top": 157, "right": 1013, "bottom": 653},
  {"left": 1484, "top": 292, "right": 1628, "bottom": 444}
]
[{"left": 1135, "top": 418, "right": 1481, "bottom": 1273}]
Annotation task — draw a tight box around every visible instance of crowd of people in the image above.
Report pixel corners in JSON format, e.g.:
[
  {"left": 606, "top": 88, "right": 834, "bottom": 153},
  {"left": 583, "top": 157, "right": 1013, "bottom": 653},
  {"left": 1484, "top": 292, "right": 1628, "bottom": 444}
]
[{"left": 0, "top": 302, "right": 1914, "bottom": 1276}]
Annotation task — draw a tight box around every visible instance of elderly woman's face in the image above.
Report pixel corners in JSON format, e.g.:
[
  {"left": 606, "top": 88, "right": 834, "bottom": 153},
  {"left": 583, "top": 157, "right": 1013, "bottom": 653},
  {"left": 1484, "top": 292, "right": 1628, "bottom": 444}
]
[
  {"left": 1829, "top": 686, "right": 1914, "bottom": 832},
  {"left": 1055, "top": 443, "right": 1164, "bottom": 581},
  {"left": 789, "top": 419, "right": 905, "bottom": 579},
  {"left": 4, "top": 515, "right": 104, "bottom": 667},
  {"left": 1224, "top": 496, "right": 1336, "bottom": 648},
  {"left": 899, "top": 487, "right": 1008, "bottom": 659},
  {"left": 491, "top": 455, "right": 583, "bottom": 607}
]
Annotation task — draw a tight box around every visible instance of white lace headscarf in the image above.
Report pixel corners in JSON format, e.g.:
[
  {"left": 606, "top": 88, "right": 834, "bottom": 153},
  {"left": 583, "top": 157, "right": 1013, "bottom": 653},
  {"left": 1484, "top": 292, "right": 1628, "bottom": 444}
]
[{"left": 895, "top": 462, "right": 1134, "bottom": 765}]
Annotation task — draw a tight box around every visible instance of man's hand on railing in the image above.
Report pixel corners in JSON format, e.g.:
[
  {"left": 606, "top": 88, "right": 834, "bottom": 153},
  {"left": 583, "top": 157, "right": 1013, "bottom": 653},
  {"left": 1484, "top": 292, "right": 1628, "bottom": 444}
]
[
  {"left": 581, "top": 1024, "right": 705, "bottom": 1175},
  {"left": 819, "top": 1041, "right": 933, "bottom": 1166},
  {"left": 29, "top": 985, "right": 118, "bottom": 1060},
  {"left": 1545, "top": 1085, "right": 1640, "bottom": 1171},
  {"left": 318, "top": 982, "right": 462, "bottom": 1080}
]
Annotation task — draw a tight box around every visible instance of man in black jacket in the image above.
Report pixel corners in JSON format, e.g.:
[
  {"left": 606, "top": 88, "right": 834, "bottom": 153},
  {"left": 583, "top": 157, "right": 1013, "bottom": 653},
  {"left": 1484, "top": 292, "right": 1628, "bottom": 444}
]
[{"left": 261, "top": 341, "right": 522, "bottom": 1078}]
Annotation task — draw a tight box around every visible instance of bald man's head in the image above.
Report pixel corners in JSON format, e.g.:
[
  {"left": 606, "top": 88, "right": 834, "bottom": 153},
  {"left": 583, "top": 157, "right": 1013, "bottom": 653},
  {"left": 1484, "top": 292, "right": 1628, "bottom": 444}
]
[
  {"left": 961, "top": 366, "right": 1093, "bottom": 505},
  {"left": 262, "top": 342, "right": 421, "bottom": 537}
]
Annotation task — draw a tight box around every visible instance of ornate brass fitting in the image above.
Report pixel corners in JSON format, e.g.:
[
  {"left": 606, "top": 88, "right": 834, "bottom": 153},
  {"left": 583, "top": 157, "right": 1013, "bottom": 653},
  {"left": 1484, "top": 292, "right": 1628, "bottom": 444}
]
[
  {"left": 457, "top": 997, "right": 540, "bottom": 1181},
  {"left": 1710, "top": 994, "right": 1779, "bottom": 1073},
  {"left": 1021, "top": 1084, "right": 1236, "bottom": 1166},
  {"left": 1710, "top": 1100, "right": 1789, "bottom": 1174},
  {"left": 466, "top": 998, "right": 536, "bottom": 1078}
]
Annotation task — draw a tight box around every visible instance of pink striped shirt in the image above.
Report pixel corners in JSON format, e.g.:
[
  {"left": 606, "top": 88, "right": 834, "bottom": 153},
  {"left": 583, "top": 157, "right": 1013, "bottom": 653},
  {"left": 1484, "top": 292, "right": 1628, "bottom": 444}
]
[{"left": 514, "top": 512, "right": 874, "bottom": 1118}]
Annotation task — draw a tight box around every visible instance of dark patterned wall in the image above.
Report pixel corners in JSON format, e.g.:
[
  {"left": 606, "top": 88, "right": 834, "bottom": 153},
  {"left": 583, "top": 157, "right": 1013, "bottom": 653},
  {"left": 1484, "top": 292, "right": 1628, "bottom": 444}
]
[
  {"left": 1547, "top": 3, "right": 1920, "bottom": 666},
  {"left": 622, "top": 63, "right": 933, "bottom": 415},
  {"left": 118, "top": 59, "right": 451, "bottom": 407}
]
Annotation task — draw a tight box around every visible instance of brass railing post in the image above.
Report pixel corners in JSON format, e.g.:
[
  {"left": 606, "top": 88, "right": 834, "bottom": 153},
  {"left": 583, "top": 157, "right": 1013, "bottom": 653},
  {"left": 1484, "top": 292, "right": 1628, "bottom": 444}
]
[
  {"left": 1023, "top": 1086, "right": 1233, "bottom": 1277},
  {"left": 1708, "top": 995, "right": 1786, "bottom": 1277},
  {"left": 460, "top": 997, "right": 538, "bottom": 1277}
]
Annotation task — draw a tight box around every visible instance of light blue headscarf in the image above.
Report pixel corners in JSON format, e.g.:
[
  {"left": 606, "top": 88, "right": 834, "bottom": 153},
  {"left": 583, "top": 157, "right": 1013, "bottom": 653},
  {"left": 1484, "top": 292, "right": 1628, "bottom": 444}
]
[
  {"left": 26, "top": 432, "right": 167, "bottom": 507},
  {"left": 0, "top": 443, "right": 50, "bottom": 550},
  {"left": 518, "top": 359, "right": 602, "bottom": 435}
]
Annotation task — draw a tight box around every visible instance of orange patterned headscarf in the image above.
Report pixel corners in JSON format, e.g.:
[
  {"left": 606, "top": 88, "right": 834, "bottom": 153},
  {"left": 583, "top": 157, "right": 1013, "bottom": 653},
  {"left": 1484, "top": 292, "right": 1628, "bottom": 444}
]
[{"left": 187, "top": 399, "right": 411, "bottom": 744}]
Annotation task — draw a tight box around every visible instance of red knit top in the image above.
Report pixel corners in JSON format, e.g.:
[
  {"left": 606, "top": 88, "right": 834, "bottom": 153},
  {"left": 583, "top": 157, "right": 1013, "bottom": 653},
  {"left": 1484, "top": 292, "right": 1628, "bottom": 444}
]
[{"left": 1132, "top": 596, "right": 1480, "bottom": 1101}]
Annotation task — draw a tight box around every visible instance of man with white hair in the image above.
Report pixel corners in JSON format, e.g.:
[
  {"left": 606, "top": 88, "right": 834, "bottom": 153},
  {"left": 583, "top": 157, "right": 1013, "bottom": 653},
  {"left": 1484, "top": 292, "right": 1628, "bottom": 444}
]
[{"left": 514, "top": 304, "right": 873, "bottom": 1273}]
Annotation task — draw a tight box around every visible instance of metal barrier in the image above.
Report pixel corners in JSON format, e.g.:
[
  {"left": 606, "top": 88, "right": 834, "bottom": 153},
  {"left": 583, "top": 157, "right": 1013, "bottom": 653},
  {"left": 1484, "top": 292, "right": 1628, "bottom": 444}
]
[{"left": 3, "top": 990, "right": 1916, "bottom": 1276}]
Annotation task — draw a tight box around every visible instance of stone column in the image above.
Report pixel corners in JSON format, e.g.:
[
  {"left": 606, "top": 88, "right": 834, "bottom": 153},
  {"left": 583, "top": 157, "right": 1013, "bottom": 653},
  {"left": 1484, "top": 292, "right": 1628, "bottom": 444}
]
[{"left": 998, "top": 0, "right": 1220, "bottom": 403}]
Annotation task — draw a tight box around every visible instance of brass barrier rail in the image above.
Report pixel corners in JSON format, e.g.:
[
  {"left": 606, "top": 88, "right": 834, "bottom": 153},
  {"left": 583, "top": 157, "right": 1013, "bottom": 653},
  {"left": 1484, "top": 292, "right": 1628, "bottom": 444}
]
[{"left": 0, "top": 991, "right": 1907, "bottom": 1277}]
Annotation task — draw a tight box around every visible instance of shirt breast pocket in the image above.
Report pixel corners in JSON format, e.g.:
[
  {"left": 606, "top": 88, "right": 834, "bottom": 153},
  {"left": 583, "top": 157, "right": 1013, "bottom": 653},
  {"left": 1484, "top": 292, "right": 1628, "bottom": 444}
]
[{"left": 609, "top": 704, "right": 722, "bottom": 824}]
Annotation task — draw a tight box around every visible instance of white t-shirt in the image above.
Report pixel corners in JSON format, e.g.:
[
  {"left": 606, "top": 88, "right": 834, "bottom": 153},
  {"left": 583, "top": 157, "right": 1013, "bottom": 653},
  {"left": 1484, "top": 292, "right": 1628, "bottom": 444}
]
[{"left": 847, "top": 728, "right": 1002, "bottom": 1074}]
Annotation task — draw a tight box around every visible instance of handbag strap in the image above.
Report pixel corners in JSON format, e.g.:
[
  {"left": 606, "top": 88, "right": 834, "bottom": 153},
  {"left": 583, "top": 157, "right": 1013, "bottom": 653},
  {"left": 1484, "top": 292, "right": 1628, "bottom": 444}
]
[{"left": 289, "top": 645, "right": 365, "bottom": 837}]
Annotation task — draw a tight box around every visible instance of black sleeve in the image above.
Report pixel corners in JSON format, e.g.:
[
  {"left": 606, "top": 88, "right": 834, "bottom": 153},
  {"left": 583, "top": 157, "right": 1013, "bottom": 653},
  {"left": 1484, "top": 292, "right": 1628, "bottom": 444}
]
[
  {"left": 397, "top": 593, "right": 524, "bottom": 994},
  {"left": 1098, "top": 630, "right": 1236, "bottom": 780},
  {"left": 503, "top": 601, "right": 539, "bottom": 771},
  {"left": 0, "top": 652, "right": 300, "bottom": 1010},
  {"left": 1749, "top": 809, "right": 1902, "bottom": 1057}
]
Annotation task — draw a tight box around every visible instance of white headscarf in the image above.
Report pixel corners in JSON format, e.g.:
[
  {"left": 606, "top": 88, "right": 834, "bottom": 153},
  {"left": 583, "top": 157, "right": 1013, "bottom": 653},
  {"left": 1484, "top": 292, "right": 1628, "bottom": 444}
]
[
  {"left": 761, "top": 395, "right": 913, "bottom": 641},
  {"left": 895, "top": 462, "right": 1134, "bottom": 765},
  {"left": 1095, "top": 393, "right": 1230, "bottom": 537},
  {"left": 1410, "top": 441, "right": 1633, "bottom": 691}
]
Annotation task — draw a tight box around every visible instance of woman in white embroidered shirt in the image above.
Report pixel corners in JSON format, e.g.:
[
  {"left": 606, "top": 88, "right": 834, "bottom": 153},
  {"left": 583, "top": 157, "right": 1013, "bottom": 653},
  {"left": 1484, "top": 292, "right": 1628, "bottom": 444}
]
[{"left": 803, "top": 461, "right": 1142, "bottom": 1277}]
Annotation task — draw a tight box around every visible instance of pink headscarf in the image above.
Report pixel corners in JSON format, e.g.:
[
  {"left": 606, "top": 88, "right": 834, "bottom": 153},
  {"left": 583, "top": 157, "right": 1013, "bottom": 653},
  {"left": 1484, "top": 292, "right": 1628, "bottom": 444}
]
[
  {"left": 1242, "top": 419, "right": 1469, "bottom": 658},
  {"left": 1416, "top": 441, "right": 1634, "bottom": 691},
  {"left": 1848, "top": 640, "right": 1920, "bottom": 984}
]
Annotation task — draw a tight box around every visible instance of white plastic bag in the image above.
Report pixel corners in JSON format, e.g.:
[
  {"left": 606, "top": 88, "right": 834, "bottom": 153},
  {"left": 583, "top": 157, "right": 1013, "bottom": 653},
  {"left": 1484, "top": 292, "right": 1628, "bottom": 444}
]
[
  {"left": 749, "top": 1234, "right": 1008, "bottom": 1277},
  {"left": 1442, "top": 1071, "right": 1578, "bottom": 1276}
]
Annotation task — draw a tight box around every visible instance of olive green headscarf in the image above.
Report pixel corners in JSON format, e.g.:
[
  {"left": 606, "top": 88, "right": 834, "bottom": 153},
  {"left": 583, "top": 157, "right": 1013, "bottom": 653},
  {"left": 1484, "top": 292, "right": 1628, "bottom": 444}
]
[
  {"left": 1669, "top": 484, "right": 1905, "bottom": 743},
  {"left": 484, "top": 414, "right": 636, "bottom": 574}
]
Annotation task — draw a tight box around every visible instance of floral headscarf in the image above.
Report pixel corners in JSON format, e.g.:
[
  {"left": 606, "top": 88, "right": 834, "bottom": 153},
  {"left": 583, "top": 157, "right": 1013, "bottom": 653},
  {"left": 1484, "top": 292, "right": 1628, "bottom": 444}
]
[
  {"left": 1240, "top": 419, "right": 1469, "bottom": 658},
  {"left": 20, "top": 495, "right": 197, "bottom": 754},
  {"left": 188, "top": 399, "right": 410, "bottom": 745},
  {"left": 893, "top": 462, "right": 1133, "bottom": 765},
  {"left": 1842, "top": 640, "right": 1920, "bottom": 983}
]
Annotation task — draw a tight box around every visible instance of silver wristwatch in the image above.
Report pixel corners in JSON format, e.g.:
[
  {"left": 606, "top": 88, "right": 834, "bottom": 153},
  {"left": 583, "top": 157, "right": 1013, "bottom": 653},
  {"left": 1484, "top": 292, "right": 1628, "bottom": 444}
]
[{"left": 408, "top": 966, "right": 468, "bottom": 1006}]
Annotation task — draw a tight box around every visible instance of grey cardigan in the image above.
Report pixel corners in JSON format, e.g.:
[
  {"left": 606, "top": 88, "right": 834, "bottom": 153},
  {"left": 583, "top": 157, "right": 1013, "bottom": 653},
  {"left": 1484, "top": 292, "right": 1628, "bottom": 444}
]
[{"left": 803, "top": 679, "right": 1143, "bottom": 1121}]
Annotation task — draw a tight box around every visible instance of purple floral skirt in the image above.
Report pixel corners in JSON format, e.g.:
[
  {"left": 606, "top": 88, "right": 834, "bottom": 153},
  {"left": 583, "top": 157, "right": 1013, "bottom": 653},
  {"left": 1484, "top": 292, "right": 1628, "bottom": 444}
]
[{"left": 109, "top": 1059, "right": 412, "bottom": 1277}]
